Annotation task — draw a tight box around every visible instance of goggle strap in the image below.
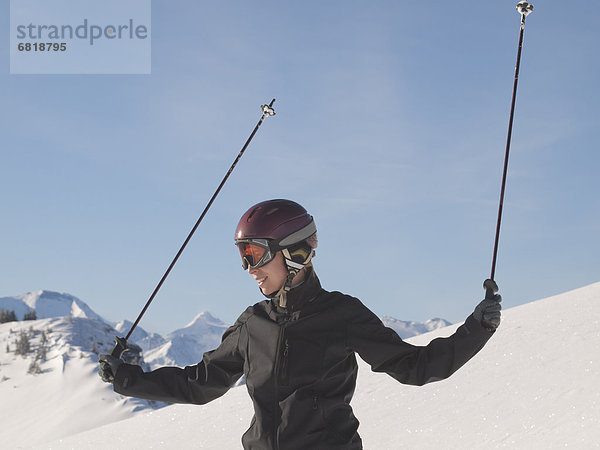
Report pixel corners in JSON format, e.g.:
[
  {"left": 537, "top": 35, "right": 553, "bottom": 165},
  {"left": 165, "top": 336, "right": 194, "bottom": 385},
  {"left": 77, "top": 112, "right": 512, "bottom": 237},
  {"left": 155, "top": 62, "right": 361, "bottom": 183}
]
[
  {"left": 282, "top": 248, "right": 312, "bottom": 269},
  {"left": 278, "top": 220, "right": 316, "bottom": 247},
  {"left": 284, "top": 259, "right": 305, "bottom": 270}
]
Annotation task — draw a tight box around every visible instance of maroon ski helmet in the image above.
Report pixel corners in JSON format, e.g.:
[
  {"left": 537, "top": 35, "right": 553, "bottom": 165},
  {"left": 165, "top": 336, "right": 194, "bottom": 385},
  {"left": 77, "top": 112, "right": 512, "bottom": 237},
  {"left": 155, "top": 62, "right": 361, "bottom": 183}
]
[
  {"left": 236, "top": 199, "right": 318, "bottom": 303},
  {"left": 235, "top": 199, "right": 316, "bottom": 247}
]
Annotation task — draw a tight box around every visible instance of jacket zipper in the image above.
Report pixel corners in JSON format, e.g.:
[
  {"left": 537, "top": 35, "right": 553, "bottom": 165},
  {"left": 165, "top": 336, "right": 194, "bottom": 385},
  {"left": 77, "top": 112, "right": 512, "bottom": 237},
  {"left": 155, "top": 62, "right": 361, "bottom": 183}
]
[
  {"left": 274, "top": 326, "right": 287, "bottom": 450},
  {"left": 275, "top": 311, "right": 317, "bottom": 448},
  {"left": 274, "top": 316, "right": 294, "bottom": 449},
  {"left": 279, "top": 338, "right": 290, "bottom": 386}
]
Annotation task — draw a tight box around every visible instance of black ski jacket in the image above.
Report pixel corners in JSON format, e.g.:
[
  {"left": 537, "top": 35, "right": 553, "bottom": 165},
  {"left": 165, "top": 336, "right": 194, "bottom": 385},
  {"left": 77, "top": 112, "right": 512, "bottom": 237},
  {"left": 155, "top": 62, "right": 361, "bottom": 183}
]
[{"left": 113, "top": 270, "right": 494, "bottom": 449}]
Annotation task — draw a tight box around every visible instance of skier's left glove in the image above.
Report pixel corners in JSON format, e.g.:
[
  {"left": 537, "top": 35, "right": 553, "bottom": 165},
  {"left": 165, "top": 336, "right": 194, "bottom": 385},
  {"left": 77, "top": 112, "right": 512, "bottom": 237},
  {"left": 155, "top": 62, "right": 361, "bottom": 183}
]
[
  {"left": 473, "top": 294, "right": 502, "bottom": 331},
  {"left": 98, "top": 354, "right": 123, "bottom": 383}
]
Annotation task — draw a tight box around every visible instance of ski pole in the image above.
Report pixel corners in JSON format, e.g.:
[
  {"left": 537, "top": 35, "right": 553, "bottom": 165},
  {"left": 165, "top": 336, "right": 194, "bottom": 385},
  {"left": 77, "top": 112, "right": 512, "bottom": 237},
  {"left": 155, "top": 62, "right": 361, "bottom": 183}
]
[
  {"left": 111, "top": 99, "right": 276, "bottom": 358},
  {"left": 484, "top": 1, "right": 533, "bottom": 300}
]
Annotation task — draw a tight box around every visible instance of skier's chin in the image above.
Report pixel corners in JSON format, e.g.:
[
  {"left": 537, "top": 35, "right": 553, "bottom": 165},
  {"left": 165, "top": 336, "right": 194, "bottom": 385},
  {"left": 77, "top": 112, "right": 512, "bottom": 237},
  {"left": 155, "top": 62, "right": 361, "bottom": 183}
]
[
  {"left": 261, "top": 285, "right": 281, "bottom": 298},
  {"left": 263, "top": 287, "right": 277, "bottom": 296}
]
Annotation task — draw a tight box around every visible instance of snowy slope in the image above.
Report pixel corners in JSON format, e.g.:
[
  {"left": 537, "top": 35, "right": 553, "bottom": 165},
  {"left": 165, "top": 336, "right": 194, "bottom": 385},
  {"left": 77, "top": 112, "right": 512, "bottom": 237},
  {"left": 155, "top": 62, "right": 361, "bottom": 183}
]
[
  {"left": 45, "top": 282, "right": 600, "bottom": 449},
  {"left": 0, "top": 317, "right": 155, "bottom": 448}
]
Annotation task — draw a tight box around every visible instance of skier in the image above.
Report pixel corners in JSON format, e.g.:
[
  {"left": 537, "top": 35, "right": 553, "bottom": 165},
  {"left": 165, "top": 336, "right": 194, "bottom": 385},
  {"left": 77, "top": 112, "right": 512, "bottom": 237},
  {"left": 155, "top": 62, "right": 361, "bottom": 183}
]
[{"left": 99, "top": 199, "right": 501, "bottom": 449}]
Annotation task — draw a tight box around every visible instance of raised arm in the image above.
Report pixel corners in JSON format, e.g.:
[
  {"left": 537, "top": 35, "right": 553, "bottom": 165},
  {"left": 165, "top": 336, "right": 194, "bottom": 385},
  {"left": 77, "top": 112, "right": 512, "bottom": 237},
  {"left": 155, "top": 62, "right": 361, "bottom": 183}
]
[{"left": 345, "top": 296, "right": 496, "bottom": 386}]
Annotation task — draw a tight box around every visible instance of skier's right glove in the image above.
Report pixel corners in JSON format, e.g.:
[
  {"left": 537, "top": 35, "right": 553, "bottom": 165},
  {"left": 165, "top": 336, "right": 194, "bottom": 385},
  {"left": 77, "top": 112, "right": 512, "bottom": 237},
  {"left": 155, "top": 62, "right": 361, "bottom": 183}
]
[
  {"left": 473, "top": 293, "right": 502, "bottom": 331},
  {"left": 98, "top": 354, "right": 123, "bottom": 383}
]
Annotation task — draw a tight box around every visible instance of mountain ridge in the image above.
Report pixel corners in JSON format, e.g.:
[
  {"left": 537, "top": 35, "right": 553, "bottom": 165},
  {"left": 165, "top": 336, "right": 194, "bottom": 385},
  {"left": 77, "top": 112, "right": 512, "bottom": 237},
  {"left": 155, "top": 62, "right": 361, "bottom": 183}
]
[
  {"left": 1, "top": 291, "right": 449, "bottom": 368},
  {"left": 0, "top": 290, "right": 106, "bottom": 323}
]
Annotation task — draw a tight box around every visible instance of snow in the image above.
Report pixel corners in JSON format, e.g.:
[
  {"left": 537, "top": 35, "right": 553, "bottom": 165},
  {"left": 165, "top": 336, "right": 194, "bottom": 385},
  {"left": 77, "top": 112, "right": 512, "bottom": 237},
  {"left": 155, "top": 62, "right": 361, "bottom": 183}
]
[
  {"left": 34, "top": 282, "right": 600, "bottom": 449},
  {"left": 0, "top": 290, "right": 106, "bottom": 322},
  {"left": 381, "top": 316, "right": 451, "bottom": 339},
  {"left": 115, "top": 320, "right": 167, "bottom": 357},
  {"left": 0, "top": 317, "right": 154, "bottom": 448},
  {"left": 143, "top": 312, "right": 229, "bottom": 368},
  {"left": 352, "top": 282, "right": 600, "bottom": 449}
]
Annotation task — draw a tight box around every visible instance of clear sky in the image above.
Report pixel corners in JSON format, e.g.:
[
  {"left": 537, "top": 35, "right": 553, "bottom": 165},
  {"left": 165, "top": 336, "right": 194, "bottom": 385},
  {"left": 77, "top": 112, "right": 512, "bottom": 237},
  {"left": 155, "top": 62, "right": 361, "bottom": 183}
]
[{"left": 2, "top": 1, "right": 599, "bottom": 336}]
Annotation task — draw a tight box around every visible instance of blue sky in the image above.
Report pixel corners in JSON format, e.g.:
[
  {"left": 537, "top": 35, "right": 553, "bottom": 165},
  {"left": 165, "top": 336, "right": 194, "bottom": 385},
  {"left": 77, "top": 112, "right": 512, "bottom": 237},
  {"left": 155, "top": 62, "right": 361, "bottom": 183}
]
[{"left": 2, "top": 1, "right": 599, "bottom": 335}]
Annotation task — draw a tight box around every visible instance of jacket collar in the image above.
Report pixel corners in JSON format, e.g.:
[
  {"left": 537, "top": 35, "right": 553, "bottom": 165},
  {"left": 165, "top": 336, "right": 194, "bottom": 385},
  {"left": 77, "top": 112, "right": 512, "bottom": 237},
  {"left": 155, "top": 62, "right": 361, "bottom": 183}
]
[{"left": 267, "top": 267, "right": 323, "bottom": 319}]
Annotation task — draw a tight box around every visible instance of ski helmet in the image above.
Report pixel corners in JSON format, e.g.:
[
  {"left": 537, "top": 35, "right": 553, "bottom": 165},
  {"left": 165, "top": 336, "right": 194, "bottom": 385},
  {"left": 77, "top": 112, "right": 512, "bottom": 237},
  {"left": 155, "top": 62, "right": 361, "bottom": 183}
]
[
  {"left": 235, "top": 199, "right": 317, "bottom": 303},
  {"left": 235, "top": 199, "right": 317, "bottom": 270}
]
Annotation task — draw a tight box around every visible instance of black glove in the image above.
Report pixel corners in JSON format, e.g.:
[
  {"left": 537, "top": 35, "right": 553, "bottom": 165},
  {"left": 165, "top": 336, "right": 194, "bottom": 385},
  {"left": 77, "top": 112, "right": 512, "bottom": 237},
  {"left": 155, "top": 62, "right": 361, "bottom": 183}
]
[
  {"left": 473, "top": 294, "right": 502, "bottom": 330},
  {"left": 98, "top": 354, "right": 123, "bottom": 383}
]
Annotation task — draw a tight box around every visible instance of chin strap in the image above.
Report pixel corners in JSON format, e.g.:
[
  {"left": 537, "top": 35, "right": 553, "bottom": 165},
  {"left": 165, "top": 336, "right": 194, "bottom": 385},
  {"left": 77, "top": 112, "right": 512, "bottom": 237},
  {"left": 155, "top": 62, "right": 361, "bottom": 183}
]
[
  {"left": 276, "top": 250, "right": 314, "bottom": 308},
  {"left": 276, "top": 271, "right": 297, "bottom": 308}
]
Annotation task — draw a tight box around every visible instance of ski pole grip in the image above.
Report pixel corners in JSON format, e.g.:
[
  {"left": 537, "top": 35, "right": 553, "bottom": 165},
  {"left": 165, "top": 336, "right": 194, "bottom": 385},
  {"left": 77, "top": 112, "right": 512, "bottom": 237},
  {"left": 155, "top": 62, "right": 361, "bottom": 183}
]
[
  {"left": 110, "top": 336, "right": 129, "bottom": 359},
  {"left": 483, "top": 278, "right": 499, "bottom": 300}
]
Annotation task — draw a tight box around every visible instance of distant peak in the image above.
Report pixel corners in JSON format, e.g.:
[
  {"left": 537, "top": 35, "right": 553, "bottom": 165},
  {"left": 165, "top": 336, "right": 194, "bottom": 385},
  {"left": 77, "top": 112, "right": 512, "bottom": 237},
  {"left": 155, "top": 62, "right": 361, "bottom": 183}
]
[
  {"left": 186, "top": 311, "right": 224, "bottom": 327},
  {"left": 5, "top": 289, "right": 106, "bottom": 323},
  {"left": 22, "top": 290, "right": 78, "bottom": 303},
  {"left": 425, "top": 317, "right": 451, "bottom": 324},
  {"left": 39, "top": 290, "right": 78, "bottom": 299},
  {"left": 166, "top": 311, "right": 229, "bottom": 339}
]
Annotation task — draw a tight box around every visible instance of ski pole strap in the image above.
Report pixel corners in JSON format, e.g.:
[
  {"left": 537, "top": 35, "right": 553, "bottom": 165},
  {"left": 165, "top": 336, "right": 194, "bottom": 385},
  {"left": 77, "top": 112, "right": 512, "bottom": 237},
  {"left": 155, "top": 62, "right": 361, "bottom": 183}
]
[{"left": 110, "top": 336, "right": 129, "bottom": 358}]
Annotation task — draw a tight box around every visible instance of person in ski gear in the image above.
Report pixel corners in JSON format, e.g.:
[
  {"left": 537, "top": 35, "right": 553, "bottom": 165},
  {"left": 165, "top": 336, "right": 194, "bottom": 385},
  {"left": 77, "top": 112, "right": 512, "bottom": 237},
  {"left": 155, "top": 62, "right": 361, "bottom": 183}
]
[{"left": 99, "top": 199, "right": 501, "bottom": 449}]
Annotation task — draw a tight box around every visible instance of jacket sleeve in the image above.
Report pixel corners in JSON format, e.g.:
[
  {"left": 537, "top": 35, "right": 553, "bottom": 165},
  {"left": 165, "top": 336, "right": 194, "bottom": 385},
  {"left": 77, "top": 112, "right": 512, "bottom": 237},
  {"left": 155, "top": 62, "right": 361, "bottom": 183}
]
[
  {"left": 113, "top": 312, "right": 248, "bottom": 404},
  {"left": 344, "top": 297, "right": 494, "bottom": 386}
]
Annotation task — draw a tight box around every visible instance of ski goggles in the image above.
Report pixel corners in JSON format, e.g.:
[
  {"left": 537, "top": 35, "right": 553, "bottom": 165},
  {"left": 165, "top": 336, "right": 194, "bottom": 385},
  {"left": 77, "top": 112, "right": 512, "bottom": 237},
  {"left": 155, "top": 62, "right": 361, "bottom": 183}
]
[{"left": 236, "top": 239, "right": 275, "bottom": 270}]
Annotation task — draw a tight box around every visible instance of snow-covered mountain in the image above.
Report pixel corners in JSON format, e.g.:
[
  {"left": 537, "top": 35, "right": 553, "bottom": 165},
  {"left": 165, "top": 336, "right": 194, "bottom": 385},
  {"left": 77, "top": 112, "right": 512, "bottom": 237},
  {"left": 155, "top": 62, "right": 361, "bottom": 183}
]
[
  {"left": 114, "top": 319, "right": 166, "bottom": 354},
  {"left": 381, "top": 316, "right": 451, "bottom": 338},
  {"left": 0, "top": 316, "right": 155, "bottom": 448},
  {"left": 0, "top": 290, "right": 106, "bottom": 323},
  {"left": 45, "top": 281, "right": 600, "bottom": 449},
  {"left": 143, "top": 312, "right": 229, "bottom": 368}
]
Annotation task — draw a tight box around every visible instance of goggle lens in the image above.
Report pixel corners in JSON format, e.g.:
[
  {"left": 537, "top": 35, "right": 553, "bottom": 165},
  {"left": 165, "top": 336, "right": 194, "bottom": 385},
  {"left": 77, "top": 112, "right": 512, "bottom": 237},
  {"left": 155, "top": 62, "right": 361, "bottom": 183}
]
[{"left": 237, "top": 241, "right": 271, "bottom": 269}]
